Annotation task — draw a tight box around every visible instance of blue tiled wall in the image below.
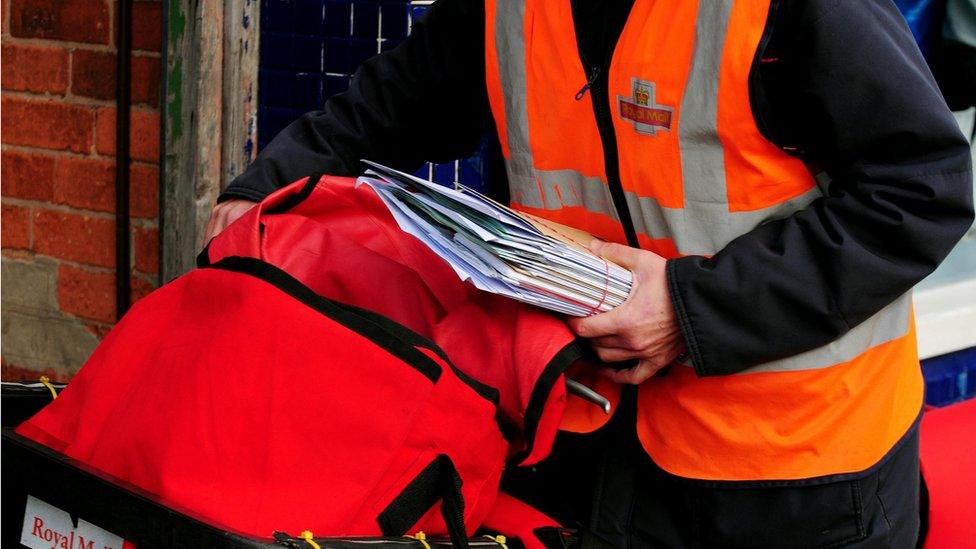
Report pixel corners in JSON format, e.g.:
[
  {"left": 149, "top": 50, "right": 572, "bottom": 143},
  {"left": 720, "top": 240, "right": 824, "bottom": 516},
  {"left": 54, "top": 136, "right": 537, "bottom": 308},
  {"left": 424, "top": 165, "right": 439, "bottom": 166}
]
[
  {"left": 893, "top": 0, "right": 944, "bottom": 59},
  {"left": 922, "top": 347, "right": 976, "bottom": 407},
  {"left": 259, "top": 0, "right": 491, "bottom": 191}
]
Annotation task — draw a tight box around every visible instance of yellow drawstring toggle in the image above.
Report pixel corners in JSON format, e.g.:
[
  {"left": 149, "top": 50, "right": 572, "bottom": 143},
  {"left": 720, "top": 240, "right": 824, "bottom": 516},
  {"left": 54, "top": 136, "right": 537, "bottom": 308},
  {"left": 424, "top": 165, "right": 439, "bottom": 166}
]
[
  {"left": 39, "top": 376, "right": 58, "bottom": 400},
  {"left": 407, "top": 531, "right": 432, "bottom": 549},
  {"left": 299, "top": 530, "right": 321, "bottom": 549},
  {"left": 484, "top": 534, "right": 508, "bottom": 549}
]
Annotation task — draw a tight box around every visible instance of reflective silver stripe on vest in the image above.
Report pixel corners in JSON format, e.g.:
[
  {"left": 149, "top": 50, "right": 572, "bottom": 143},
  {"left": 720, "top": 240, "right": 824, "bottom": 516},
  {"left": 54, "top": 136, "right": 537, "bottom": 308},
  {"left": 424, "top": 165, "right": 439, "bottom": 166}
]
[
  {"left": 678, "top": 0, "right": 734, "bottom": 221},
  {"left": 494, "top": 1, "right": 536, "bottom": 187},
  {"left": 490, "top": 0, "right": 912, "bottom": 372},
  {"left": 532, "top": 169, "right": 620, "bottom": 221},
  {"left": 494, "top": 0, "right": 820, "bottom": 256},
  {"left": 532, "top": 169, "right": 821, "bottom": 254},
  {"left": 494, "top": 1, "right": 622, "bottom": 226}
]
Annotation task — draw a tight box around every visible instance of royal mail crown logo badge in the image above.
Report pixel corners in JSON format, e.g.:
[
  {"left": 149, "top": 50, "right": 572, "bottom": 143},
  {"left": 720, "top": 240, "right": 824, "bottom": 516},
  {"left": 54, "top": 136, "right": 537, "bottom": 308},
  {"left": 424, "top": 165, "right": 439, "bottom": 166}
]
[
  {"left": 634, "top": 85, "right": 650, "bottom": 106},
  {"left": 618, "top": 78, "right": 673, "bottom": 136}
]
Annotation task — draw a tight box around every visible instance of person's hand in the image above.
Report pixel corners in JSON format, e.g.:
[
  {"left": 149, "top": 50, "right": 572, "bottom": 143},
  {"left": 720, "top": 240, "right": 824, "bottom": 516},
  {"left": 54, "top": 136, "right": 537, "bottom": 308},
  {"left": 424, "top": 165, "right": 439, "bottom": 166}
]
[
  {"left": 567, "top": 240, "right": 686, "bottom": 384},
  {"left": 204, "top": 199, "right": 257, "bottom": 242}
]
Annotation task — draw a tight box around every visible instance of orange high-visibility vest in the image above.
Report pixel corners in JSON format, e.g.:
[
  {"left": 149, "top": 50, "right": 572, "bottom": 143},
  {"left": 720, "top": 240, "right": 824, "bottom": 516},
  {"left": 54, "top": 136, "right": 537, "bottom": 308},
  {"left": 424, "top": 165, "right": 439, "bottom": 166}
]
[{"left": 485, "top": 0, "right": 923, "bottom": 481}]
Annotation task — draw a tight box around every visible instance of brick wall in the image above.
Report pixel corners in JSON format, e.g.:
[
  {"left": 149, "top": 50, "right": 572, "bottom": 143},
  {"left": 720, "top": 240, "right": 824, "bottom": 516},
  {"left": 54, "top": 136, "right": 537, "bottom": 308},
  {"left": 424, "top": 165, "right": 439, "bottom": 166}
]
[{"left": 1, "top": 0, "right": 161, "bottom": 382}]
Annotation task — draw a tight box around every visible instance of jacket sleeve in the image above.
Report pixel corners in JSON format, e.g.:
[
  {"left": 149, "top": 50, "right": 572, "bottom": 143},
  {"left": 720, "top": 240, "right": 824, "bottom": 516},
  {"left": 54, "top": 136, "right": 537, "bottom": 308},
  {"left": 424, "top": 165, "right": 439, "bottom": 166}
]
[
  {"left": 667, "top": 0, "right": 975, "bottom": 376},
  {"left": 220, "top": 0, "right": 490, "bottom": 203}
]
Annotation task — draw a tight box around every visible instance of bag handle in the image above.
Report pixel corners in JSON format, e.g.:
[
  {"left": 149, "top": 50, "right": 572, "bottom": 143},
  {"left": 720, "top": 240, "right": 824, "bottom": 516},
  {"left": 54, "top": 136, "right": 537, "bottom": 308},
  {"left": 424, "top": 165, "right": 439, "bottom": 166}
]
[{"left": 377, "top": 455, "right": 470, "bottom": 548}]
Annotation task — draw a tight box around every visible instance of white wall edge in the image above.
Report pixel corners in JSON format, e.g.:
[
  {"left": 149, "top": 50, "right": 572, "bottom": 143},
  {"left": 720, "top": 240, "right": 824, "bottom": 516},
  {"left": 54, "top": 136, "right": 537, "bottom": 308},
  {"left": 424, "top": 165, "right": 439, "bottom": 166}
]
[{"left": 914, "top": 278, "right": 976, "bottom": 360}]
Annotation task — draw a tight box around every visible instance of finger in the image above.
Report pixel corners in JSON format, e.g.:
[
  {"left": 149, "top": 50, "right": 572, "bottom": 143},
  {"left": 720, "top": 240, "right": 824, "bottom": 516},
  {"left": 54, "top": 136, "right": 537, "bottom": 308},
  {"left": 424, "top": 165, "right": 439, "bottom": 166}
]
[
  {"left": 590, "top": 240, "right": 647, "bottom": 270},
  {"left": 590, "top": 333, "right": 645, "bottom": 351},
  {"left": 568, "top": 307, "right": 624, "bottom": 338},
  {"left": 225, "top": 202, "right": 253, "bottom": 227},
  {"left": 204, "top": 219, "right": 215, "bottom": 242},
  {"left": 213, "top": 207, "right": 230, "bottom": 235},
  {"left": 591, "top": 345, "right": 642, "bottom": 363},
  {"left": 203, "top": 208, "right": 221, "bottom": 242},
  {"left": 606, "top": 361, "right": 655, "bottom": 385}
]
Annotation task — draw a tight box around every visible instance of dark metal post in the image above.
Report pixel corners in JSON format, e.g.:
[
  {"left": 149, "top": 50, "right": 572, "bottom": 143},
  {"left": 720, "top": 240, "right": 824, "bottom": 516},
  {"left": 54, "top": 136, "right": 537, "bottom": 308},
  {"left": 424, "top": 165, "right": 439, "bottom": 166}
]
[{"left": 115, "top": 0, "right": 133, "bottom": 319}]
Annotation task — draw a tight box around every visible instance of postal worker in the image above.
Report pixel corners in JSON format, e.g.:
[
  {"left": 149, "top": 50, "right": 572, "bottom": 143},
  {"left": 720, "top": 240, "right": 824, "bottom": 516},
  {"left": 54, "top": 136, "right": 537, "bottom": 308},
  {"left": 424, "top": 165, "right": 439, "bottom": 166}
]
[{"left": 206, "top": 1, "right": 974, "bottom": 546}]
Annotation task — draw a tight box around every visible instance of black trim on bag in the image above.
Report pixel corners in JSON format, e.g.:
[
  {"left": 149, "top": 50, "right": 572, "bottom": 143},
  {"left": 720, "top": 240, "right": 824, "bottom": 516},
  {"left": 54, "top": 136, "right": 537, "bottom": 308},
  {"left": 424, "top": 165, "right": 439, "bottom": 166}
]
[
  {"left": 441, "top": 361, "right": 517, "bottom": 443},
  {"left": 196, "top": 241, "right": 213, "bottom": 268},
  {"left": 196, "top": 173, "right": 324, "bottom": 269},
  {"left": 377, "top": 455, "right": 469, "bottom": 548},
  {"left": 332, "top": 298, "right": 453, "bottom": 364},
  {"left": 204, "top": 257, "right": 512, "bottom": 441},
  {"left": 326, "top": 298, "right": 518, "bottom": 443},
  {"left": 262, "top": 173, "right": 325, "bottom": 215},
  {"left": 199, "top": 170, "right": 515, "bottom": 436},
  {"left": 509, "top": 342, "right": 585, "bottom": 465},
  {"left": 272, "top": 532, "right": 508, "bottom": 548},
  {"left": 327, "top": 299, "right": 514, "bottom": 438},
  {"left": 206, "top": 256, "right": 442, "bottom": 383}
]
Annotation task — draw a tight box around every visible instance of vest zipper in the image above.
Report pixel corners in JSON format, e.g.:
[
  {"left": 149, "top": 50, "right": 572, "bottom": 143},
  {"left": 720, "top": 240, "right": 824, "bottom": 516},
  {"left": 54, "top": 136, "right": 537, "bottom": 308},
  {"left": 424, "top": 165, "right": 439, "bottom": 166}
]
[
  {"left": 575, "top": 66, "right": 601, "bottom": 100},
  {"left": 576, "top": 56, "right": 641, "bottom": 249}
]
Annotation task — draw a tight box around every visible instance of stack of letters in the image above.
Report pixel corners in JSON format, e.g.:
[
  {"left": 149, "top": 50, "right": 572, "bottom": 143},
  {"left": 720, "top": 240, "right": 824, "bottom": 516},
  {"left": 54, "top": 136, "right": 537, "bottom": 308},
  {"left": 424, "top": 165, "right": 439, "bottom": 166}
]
[{"left": 358, "top": 161, "right": 632, "bottom": 317}]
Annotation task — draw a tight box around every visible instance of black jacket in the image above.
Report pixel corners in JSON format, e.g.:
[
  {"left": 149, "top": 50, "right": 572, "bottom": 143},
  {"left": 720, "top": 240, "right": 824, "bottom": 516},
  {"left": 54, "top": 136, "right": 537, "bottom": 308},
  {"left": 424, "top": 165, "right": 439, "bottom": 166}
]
[{"left": 224, "top": 0, "right": 974, "bottom": 376}]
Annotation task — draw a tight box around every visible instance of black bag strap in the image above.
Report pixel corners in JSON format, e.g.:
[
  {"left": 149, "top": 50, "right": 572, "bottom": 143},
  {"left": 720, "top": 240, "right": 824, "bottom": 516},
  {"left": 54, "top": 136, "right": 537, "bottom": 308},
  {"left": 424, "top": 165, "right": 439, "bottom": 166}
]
[{"left": 377, "top": 455, "right": 469, "bottom": 549}]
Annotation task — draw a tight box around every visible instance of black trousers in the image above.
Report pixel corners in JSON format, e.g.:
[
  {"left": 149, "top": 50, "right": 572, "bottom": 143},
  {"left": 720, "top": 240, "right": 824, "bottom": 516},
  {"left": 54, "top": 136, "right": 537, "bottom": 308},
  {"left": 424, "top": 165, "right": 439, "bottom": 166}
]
[{"left": 503, "top": 388, "right": 921, "bottom": 548}]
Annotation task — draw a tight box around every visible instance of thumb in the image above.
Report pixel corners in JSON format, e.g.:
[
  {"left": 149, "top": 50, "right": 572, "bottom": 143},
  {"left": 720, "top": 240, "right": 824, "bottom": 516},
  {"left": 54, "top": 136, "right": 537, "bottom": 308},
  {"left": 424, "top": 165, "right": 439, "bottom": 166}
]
[{"left": 590, "top": 240, "right": 642, "bottom": 269}]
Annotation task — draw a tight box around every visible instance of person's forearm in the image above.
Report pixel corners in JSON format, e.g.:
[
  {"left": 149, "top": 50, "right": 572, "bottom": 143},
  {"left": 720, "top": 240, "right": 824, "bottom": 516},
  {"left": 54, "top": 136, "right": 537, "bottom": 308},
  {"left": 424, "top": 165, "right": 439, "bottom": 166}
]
[
  {"left": 666, "top": 0, "right": 976, "bottom": 376},
  {"left": 667, "top": 160, "right": 973, "bottom": 376}
]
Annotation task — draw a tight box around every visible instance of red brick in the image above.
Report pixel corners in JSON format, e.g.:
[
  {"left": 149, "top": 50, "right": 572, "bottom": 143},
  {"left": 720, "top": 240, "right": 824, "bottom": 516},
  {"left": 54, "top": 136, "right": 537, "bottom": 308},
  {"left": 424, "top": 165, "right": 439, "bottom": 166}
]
[
  {"left": 130, "top": 163, "right": 158, "bottom": 219},
  {"left": 32, "top": 209, "right": 114, "bottom": 267},
  {"left": 131, "top": 55, "right": 160, "bottom": 106},
  {"left": 52, "top": 156, "right": 115, "bottom": 212},
  {"left": 71, "top": 49, "right": 115, "bottom": 100},
  {"left": 70, "top": 51, "right": 160, "bottom": 104},
  {"left": 50, "top": 158, "right": 160, "bottom": 218},
  {"left": 1, "top": 44, "right": 69, "bottom": 94},
  {"left": 131, "top": 1, "right": 162, "bottom": 52},
  {"left": 1, "top": 97, "right": 93, "bottom": 153},
  {"left": 2, "top": 204, "right": 31, "bottom": 249},
  {"left": 58, "top": 264, "right": 115, "bottom": 323},
  {"left": 1, "top": 150, "right": 56, "bottom": 201},
  {"left": 9, "top": 0, "right": 110, "bottom": 44},
  {"left": 95, "top": 107, "right": 160, "bottom": 162},
  {"left": 133, "top": 225, "right": 158, "bottom": 273}
]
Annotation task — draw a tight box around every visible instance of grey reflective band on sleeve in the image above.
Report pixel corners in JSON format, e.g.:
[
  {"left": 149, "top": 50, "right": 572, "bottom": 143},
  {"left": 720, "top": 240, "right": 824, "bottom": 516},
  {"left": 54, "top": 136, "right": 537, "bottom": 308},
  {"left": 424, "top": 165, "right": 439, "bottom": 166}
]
[
  {"left": 671, "top": 0, "right": 912, "bottom": 370},
  {"left": 677, "top": 293, "right": 913, "bottom": 374}
]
